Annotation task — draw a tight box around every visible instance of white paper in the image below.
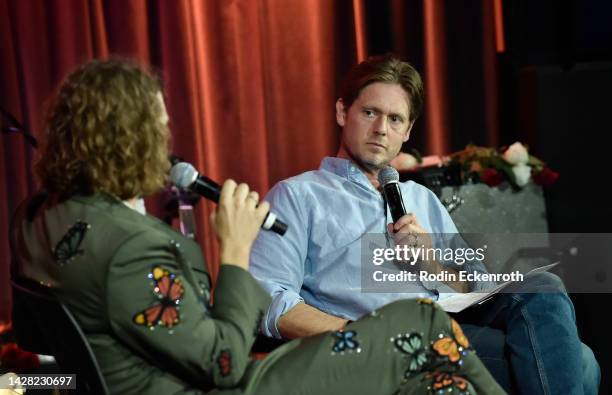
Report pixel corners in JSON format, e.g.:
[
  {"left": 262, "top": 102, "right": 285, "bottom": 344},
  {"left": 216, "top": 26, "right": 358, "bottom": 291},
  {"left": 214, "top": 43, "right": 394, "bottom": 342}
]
[{"left": 437, "top": 262, "right": 559, "bottom": 313}]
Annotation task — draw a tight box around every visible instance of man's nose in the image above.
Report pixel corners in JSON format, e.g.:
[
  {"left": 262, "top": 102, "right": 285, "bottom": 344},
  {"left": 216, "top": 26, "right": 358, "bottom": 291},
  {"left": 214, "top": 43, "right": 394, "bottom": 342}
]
[{"left": 373, "top": 115, "right": 388, "bottom": 135}]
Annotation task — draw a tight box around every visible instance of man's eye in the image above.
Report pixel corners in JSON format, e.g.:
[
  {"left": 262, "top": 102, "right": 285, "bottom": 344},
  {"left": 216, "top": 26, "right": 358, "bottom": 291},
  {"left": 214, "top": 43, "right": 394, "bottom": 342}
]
[
  {"left": 390, "top": 115, "right": 403, "bottom": 123},
  {"left": 363, "top": 109, "right": 375, "bottom": 117}
]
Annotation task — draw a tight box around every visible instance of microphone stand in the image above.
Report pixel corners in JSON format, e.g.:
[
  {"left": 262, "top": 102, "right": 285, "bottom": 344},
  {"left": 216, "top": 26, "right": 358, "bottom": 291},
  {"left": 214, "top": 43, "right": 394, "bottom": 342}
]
[{"left": 163, "top": 154, "right": 201, "bottom": 238}]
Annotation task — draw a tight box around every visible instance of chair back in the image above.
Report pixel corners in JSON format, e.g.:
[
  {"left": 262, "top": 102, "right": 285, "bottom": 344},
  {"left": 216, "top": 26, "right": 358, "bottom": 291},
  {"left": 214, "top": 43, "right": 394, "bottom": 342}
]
[{"left": 11, "top": 278, "right": 110, "bottom": 395}]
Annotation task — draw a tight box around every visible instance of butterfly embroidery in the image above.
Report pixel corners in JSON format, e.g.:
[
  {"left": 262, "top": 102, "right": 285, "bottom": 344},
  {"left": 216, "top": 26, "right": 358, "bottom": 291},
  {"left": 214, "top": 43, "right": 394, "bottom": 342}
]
[
  {"left": 52, "top": 221, "right": 89, "bottom": 265},
  {"left": 451, "top": 319, "right": 469, "bottom": 348},
  {"left": 332, "top": 330, "right": 360, "bottom": 353},
  {"left": 427, "top": 371, "right": 470, "bottom": 393},
  {"left": 416, "top": 298, "right": 436, "bottom": 307},
  {"left": 394, "top": 333, "right": 429, "bottom": 374},
  {"left": 216, "top": 349, "right": 232, "bottom": 377},
  {"left": 133, "top": 266, "right": 184, "bottom": 329},
  {"left": 432, "top": 336, "right": 468, "bottom": 364}
]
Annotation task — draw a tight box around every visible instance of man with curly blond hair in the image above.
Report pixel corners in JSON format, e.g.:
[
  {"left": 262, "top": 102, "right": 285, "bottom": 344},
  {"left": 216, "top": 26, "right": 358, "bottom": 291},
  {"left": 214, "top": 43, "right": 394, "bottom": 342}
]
[{"left": 36, "top": 59, "right": 170, "bottom": 200}]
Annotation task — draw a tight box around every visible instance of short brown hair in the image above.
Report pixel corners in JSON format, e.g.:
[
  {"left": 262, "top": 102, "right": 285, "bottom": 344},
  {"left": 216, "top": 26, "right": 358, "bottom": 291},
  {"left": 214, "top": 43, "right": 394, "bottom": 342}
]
[
  {"left": 37, "top": 59, "right": 170, "bottom": 200},
  {"left": 339, "top": 54, "right": 424, "bottom": 123}
]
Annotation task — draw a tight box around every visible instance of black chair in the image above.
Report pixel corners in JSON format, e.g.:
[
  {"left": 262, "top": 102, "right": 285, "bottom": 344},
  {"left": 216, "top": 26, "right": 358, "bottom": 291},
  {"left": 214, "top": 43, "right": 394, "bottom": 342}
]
[{"left": 11, "top": 278, "right": 110, "bottom": 395}]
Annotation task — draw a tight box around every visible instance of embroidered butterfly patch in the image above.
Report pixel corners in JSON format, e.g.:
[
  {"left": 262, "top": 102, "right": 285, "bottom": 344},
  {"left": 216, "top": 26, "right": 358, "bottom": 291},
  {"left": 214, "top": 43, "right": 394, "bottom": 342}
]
[
  {"left": 217, "top": 349, "right": 232, "bottom": 377},
  {"left": 426, "top": 371, "right": 470, "bottom": 394},
  {"left": 133, "top": 266, "right": 184, "bottom": 329},
  {"left": 394, "top": 333, "right": 429, "bottom": 375},
  {"left": 52, "top": 220, "right": 90, "bottom": 265},
  {"left": 451, "top": 319, "right": 469, "bottom": 349},
  {"left": 416, "top": 298, "right": 437, "bottom": 308},
  {"left": 432, "top": 336, "right": 469, "bottom": 364},
  {"left": 432, "top": 320, "right": 471, "bottom": 365},
  {"left": 331, "top": 330, "right": 360, "bottom": 354}
]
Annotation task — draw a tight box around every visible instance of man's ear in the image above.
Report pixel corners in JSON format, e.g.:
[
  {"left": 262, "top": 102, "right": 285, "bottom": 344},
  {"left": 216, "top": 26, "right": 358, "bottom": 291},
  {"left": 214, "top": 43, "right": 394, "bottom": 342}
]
[
  {"left": 403, "top": 121, "right": 415, "bottom": 142},
  {"left": 336, "top": 99, "right": 346, "bottom": 127}
]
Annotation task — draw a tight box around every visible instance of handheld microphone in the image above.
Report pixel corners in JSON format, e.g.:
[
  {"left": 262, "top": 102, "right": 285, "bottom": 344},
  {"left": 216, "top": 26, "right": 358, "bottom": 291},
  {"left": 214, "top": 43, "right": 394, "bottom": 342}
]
[
  {"left": 170, "top": 162, "right": 288, "bottom": 236},
  {"left": 378, "top": 166, "right": 407, "bottom": 223}
]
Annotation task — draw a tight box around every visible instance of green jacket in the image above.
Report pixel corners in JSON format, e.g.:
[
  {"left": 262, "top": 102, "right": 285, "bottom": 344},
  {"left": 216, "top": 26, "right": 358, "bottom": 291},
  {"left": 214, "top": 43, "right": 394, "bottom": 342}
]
[
  {"left": 11, "top": 193, "right": 270, "bottom": 394},
  {"left": 11, "top": 193, "right": 506, "bottom": 395}
]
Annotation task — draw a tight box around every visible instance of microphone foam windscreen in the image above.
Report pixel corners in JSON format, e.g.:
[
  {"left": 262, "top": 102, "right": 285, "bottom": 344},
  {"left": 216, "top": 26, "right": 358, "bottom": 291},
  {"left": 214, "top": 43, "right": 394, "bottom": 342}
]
[
  {"left": 170, "top": 162, "right": 198, "bottom": 188},
  {"left": 377, "top": 166, "right": 400, "bottom": 186}
]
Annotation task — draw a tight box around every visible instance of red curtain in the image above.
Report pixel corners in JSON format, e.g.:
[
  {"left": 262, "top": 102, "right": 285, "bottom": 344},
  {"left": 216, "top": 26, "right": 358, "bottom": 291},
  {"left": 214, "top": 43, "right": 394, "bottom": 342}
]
[{"left": 0, "top": 0, "right": 503, "bottom": 323}]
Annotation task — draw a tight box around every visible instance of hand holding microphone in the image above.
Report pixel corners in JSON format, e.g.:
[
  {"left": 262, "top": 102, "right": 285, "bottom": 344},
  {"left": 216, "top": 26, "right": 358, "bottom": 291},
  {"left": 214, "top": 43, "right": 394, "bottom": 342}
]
[
  {"left": 211, "top": 180, "right": 270, "bottom": 270},
  {"left": 170, "top": 162, "right": 287, "bottom": 269},
  {"left": 170, "top": 162, "right": 288, "bottom": 235},
  {"left": 378, "top": 166, "right": 432, "bottom": 251}
]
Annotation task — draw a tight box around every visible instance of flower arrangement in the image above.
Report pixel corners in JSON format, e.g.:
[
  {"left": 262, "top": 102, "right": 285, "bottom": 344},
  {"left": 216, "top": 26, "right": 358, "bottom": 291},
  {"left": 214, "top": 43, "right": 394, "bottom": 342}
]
[
  {"left": 448, "top": 142, "right": 559, "bottom": 188},
  {"left": 391, "top": 142, "right": 559, "bottom": 189}
]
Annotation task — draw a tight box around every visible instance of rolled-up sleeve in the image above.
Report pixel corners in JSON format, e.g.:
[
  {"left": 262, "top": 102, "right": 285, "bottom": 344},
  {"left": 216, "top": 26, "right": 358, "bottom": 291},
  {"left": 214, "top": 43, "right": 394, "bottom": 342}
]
[{"left": 249, "top": 181, "right": 309, "bottom": 338}]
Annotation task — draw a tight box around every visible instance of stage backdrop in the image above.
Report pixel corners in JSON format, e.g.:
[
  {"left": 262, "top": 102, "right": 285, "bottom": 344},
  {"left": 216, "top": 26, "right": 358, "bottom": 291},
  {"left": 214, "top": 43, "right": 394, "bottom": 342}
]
[{"left": 0, "top": 0, "right": 504, "bottom": 322}]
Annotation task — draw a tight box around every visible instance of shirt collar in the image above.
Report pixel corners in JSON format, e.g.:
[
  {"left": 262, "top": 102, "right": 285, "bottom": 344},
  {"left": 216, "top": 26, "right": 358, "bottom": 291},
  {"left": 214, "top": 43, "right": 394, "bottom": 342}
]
[
  {"left": 320, "top": 157, "right": 379, "bottom": 193},
  {"left": 122, "top": 198, "right": 147, "bottom": 215}
]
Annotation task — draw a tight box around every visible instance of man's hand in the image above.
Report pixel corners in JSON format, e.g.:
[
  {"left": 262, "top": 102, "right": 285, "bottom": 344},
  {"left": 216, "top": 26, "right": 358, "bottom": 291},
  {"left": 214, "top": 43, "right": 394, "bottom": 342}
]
[
  {"left": 210, "top": 179, "right": 270, "bottom": 270},
  {"left": 388, "top": 213, "right": 469, "bottom": 293},
  {"left": 387, "top": 213, "right": 433, "bottom": 252}
]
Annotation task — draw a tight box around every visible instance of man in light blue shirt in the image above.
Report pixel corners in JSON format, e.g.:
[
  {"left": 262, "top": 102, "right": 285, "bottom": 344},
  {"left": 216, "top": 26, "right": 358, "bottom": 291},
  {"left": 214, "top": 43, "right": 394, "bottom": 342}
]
[
  {"left": 250, "top": 55, "right": 599, "bottom": 394},
  {"left": 251, "top": 156, "right": 493, "bottom": 338}
]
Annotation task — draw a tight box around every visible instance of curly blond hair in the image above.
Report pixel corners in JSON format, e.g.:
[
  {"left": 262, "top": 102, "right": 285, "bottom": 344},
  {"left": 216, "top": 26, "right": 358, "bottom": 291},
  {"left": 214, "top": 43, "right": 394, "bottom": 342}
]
[{"left": 36, "top": 59, "right": 170, "bottom": 200}]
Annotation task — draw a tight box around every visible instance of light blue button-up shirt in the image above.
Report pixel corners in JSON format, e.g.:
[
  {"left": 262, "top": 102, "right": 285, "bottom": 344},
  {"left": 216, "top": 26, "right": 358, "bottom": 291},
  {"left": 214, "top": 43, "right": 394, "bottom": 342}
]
[{"left": 250, "top": 157, "right": 490, "bottom": 338}]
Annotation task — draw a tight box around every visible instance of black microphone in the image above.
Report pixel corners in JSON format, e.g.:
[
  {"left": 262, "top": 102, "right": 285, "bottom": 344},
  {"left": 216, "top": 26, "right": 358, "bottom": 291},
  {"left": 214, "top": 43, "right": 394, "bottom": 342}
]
[
  {"left": 170, "top": 162, "right": 288, "bottom": 236},
  {"left": 378, "top": 166, "right": 407, "bottom": 223}
]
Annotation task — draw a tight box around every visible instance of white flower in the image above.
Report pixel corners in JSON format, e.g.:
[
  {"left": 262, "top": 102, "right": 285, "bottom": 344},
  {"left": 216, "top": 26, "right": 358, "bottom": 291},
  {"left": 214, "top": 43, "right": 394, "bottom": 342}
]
[
  {"left": 512, "top": 163, "right": 532, "bottom": 186},
  {"left": 503, "top": 142, "right": 529, "bottom": 165}
]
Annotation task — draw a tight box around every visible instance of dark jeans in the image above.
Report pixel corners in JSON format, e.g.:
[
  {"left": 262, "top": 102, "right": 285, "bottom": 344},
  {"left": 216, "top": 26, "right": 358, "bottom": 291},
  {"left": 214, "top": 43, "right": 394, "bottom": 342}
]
[{"left": 452, "top": 272, "right": 600, "bottom": 394}]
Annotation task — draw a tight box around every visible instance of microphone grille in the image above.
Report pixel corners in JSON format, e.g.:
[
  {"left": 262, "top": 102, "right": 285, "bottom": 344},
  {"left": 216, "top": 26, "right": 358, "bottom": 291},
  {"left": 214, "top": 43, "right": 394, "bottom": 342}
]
[
  {"left": 378, "top": 166, "right": 400, "bottom": 186},
  {"left": 170, "top": 162, "right": 198, "bottom": 188}
]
